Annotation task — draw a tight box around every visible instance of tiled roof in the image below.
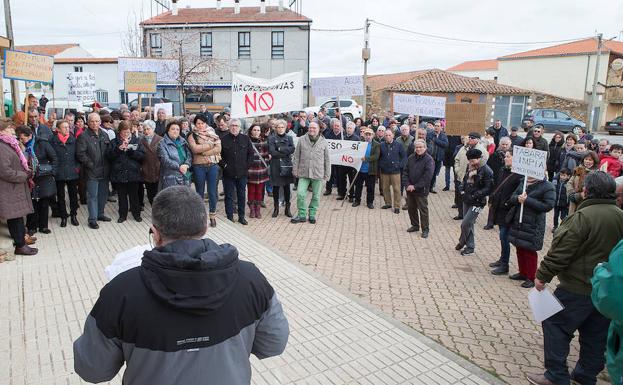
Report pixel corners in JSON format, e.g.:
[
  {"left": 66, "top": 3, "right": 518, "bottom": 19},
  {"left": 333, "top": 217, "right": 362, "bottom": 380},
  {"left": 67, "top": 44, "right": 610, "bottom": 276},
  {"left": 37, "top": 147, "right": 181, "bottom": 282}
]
[
  {"left": 54, "top": 58, "right": 118, "bottom": 64},
  {"left": 499, "top": 37, "right": 623, "bottom": 60},
  {"left": 389, "top": 69, "right": 529, "bottom": 94},
  {"left": 367, "top": 70, "right": 428, "bottom": 91},
  {"left": 447, "top": 59, "right": 498, "bottom": 71},
  {"left": 15, "top": 43, "right": 78, "bottom": 56},
  {"left": 141, "top": 6, "right": 311, "bottom": 25}
]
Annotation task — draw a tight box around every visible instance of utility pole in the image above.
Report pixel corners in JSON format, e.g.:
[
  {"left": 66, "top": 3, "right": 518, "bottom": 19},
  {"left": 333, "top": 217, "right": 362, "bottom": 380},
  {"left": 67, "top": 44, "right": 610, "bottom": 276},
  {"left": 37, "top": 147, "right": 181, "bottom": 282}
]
[
  {"left": 362, "top": 18, "right": 371, "bottom": 120},
  {"left": 589, "top": 33, "right": 603, "bottom": 132},
  {"left": 4, "top": 0, "right": 20, "bottom": 115}
]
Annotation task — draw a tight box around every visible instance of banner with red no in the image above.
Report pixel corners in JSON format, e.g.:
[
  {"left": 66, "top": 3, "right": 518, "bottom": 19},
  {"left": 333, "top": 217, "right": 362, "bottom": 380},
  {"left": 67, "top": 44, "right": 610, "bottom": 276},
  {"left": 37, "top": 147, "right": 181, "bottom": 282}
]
[{"left": 231, "top": 71, "right": 303, "bottom": 118}]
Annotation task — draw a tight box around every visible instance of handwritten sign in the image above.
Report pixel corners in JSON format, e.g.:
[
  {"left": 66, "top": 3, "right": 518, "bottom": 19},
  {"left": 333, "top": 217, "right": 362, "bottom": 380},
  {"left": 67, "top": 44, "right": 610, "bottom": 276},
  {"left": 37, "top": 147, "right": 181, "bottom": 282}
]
[
  {"left": 124, "top": 71, "right": 157, "bottom": 94},
  {"left": 3, "top": 50, "right": 54, "bottom": 83},
  {"left": 231, "top": 72, "right": 303, "bottom": 118},
  {"left": 311, "top": 76, "right": 364, "bottom": 97},
  {"left": 393, "top": 93, "right": 446, "bottom": 118},
  {"left": 118, "top": 57, "right": 178, "bottom": 82},
  {"left": 326, "top": 140, "right": 369, "bottom": 170},
  {"left": 512, "top": 147, "right": 547, "bottom": 180},
  {"left": 68, "top": 72, "right": 96, "bottom": 102},
  {"left": 153, "top": 102, "right": 173, "bottom": 117}
]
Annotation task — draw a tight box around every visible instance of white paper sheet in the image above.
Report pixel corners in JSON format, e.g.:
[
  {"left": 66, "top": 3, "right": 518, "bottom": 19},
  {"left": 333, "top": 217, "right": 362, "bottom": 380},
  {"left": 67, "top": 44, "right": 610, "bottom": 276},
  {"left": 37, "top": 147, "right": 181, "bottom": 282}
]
[
  {"left": 528, "top": 288, "right": 564, "bottom": 323},
  {"left": 105, "top": 244, "right": 151, "bottom": 281}
]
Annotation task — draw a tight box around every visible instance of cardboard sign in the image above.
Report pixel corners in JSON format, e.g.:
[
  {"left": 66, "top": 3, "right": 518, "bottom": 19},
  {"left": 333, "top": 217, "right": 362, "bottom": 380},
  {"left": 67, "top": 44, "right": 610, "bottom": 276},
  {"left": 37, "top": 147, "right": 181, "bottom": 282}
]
[
  {"left": 67, "top": 72, "right": 96, "bottom": 102},
  {"left": 125, "top": 71, "right": 157, "bottom": 94},
  {"left": 326, "top": 140, "right": 369, "bottom": 170},
  {"left": 311, "top": 76, "right": 364, "bottom": 97},
  {"left": 153, "top": 102, "right": 173, "bottom": 117},
  {"left": 231, "top": 72, "right": 303, "bottom": 118},
  {"left": 445, "top": 103, "right": 487, "bottom": 136},
  {"left": 512, "top": 147, "right": 547, "bottom": 180},
  {"left": 393, "top": 93, "right": 446, "bottom": 118},
  {"left": 3, "top": 49, "right": 54, "bottom": 83}
]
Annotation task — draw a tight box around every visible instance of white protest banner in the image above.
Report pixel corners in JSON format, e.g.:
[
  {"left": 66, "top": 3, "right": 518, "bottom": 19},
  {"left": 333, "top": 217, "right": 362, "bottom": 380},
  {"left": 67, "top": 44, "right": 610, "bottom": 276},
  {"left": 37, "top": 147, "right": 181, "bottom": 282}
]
[
  {"left": 231, "top": 71, "right": 303, "bottom": 118},
  {"left": 117, "top": 57, "right": 179, "bottom": 83},
  {"left": 67, "top": 72, "right": 96, "bottom": 103},
  {"left": 311, "top": 76, "right": 363, "bottom": 98},
  {"left": 153, "top": 102, "right": 173, "bottom": 117},
  {"left": 393, "top": 93, "right": 446, "bottom": 118},
  {"left": 326, "top": 140, "right": 369, "bottom": 171},
  {"left": 511, "top": 146, "right": 547, "bottom": 222}
]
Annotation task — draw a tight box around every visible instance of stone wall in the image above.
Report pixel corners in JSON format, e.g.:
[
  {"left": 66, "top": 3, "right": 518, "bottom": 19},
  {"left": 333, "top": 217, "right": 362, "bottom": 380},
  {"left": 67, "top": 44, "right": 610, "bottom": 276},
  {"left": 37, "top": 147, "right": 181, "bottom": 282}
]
[{"left": 530, "top": 92, "right": 588, "bottom": 123}]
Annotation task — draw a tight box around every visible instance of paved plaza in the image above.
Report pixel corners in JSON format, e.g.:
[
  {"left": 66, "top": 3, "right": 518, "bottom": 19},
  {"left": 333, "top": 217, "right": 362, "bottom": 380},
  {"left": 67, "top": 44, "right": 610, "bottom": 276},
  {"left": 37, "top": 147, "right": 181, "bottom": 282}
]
[{"left": 0, "top": 189, "right": 503, "bottom": 385}]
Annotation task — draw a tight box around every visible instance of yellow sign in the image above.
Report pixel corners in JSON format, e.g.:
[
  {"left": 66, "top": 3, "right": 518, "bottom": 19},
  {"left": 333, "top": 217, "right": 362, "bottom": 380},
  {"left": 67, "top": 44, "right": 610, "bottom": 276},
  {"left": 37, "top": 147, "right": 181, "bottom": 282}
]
[
  {"left": 124, "top": 71, "right": 157, "bottom": 94},
  {"left": 3, "top": 50, "right": 54, "bottom": 83}
]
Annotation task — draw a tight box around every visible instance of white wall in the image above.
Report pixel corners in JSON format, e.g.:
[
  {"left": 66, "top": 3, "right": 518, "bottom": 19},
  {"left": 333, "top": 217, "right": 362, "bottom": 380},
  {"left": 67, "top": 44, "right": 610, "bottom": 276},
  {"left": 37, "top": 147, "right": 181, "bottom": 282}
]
[
  {"left": 448, "top": 69, "right": 498, "bottom": 80},
  {"left": 52, "top": 63, "right": 122, "bottom": 104},
  {"left": 54, "top": 46, "right": 93, "bottom": 58}
]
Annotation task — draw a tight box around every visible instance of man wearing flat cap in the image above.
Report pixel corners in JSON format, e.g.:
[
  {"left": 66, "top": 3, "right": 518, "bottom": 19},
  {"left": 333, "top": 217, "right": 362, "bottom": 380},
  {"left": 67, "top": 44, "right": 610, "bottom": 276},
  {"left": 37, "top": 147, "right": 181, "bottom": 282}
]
[{"left": 456, "top": 147, "right": 493, "bottom": 255}]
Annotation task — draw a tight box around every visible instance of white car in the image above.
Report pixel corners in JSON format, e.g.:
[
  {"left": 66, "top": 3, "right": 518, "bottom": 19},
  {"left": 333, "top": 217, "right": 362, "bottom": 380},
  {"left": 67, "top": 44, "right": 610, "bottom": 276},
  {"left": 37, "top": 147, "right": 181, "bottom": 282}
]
[{"left": 305, "top": 98, "right": 362, "bottom": 121}]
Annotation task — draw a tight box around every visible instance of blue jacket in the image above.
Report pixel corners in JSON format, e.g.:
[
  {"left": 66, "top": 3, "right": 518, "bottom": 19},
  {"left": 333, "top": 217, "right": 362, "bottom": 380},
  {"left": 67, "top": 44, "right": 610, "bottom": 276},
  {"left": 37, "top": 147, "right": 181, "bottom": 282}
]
[
  {"left": 426, "top": 131, "right": 449, "bottom": 162},
  {"left": 379, "top": 140, "right": 406, "bottom": 174}
]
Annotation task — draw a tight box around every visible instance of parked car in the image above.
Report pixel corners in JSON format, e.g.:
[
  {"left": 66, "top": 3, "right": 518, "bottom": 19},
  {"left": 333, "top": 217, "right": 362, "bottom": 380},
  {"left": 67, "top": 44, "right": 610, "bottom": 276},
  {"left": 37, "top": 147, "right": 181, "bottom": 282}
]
[
  {"left": 393, "top": 113, "right": 437, "bottom": 126},
  {"left": 129, "top": 97, "right": 171, "bottom": 109},
  {"left": 44, "top": 100, "right": 92, "bottom": 120},
  {"left": 305, "top": 98, "right": 362, "bottom": 121},
  {"left": 606, "top": 116, "right": 623, "bottom": 135},
  {"left": 522, "top": 109, "right": 586, "bottom": 134}
]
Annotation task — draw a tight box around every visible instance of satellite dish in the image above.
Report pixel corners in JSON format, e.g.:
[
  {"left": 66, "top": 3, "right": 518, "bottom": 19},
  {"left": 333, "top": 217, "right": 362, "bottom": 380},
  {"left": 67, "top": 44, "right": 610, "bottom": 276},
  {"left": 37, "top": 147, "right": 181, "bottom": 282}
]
[{"left": 611, "top": 58, "right": 623, "bottom": 71}]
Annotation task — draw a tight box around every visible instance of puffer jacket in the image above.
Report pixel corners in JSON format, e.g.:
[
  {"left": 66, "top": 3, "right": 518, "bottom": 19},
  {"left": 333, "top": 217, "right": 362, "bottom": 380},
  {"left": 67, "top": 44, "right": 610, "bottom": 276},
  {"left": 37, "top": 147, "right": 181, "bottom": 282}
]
[
  {"left": 292, "top": 134, "right": 331, "bottom": 181},
  {"left": 50, "top": 134, "right": 80, "bottom": 181},
  {"left": 507, "top": 178, "right": 555, "bottom": 251},
  {"left": 109, "top": 136, "right": 145, "bottom": 184},
  {"left": 460, "top": 164, "right": 494, "bottom": 208},
  {"left": 74, "top": 238, "right": 289, "bottom": 385},
  {"left": 32, "top": 136, "right": 58, "bottom": 199},
  {"left": 454, "top": 142, "right": 489, "bottom": 182},
  {"left": 268, "top": 133, "right": 295, "bottom": 186},
  {"left": 76, "top": 128, "right": 112, "bottom": 180},
  {"left": 157, "top": 134, "right": 192, "bottom": 190},
  {"left": 488, "top": 167, "right": 522, "bottom": 226}
]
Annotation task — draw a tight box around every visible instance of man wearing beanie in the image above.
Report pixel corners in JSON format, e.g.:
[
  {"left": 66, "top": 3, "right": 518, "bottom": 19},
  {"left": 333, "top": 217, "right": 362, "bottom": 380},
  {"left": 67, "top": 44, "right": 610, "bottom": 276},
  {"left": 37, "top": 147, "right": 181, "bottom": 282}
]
[
  {"left": 453, "top": 132, "right": 489, "bottom": 220},
  {"left": 456, "top": 147, "right": 493, "bottom": 255}
]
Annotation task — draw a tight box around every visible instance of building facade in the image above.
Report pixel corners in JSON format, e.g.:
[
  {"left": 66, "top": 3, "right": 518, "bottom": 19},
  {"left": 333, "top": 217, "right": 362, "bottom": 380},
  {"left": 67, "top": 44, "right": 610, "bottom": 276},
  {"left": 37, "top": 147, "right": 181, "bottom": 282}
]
[{"left": 447, "top": 59, "right": 498, "bottom": 81}]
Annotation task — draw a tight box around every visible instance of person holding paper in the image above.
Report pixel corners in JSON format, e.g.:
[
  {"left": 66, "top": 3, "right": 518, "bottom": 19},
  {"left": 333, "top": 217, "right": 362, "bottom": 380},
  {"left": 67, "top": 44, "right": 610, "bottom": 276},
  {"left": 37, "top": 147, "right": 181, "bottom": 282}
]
[
  {"left": 506, "top": 176, "right": 555, "bottom": 288},
  {"left": 527, "top": 171, "right": 623, "bottom": 385}
]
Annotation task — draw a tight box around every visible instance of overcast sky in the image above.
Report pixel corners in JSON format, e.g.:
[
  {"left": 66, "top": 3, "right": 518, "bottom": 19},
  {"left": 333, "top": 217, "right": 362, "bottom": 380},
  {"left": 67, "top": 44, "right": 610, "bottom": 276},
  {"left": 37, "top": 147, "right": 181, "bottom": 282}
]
[{"left": 4, "top": 0, "right": 623, "bottom": 77}]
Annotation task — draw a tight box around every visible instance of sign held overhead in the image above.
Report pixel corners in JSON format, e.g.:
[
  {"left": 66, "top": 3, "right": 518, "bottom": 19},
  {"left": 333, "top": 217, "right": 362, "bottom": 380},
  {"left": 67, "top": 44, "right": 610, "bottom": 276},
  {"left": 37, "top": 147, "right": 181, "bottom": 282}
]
[
  {"left": 511, "top": 147, "right": 547, "bottom": 180},
  {"left": 393, "top": 93, "right": 446, "bottom": 118},
  {"left": 3, "top": 49, "right": 54, "bottom": 84},
  {"left": 311, "top": 76, "right": 364, "bottom": 98},
  {"left": 124, "top": 71, "right": 157, "bottom": 94},
  {"left": 231, "top": 71, "right": 303, "bottom": 118},
  {"left": 68, "top": 72, "right": 96, "bottom": 103}
]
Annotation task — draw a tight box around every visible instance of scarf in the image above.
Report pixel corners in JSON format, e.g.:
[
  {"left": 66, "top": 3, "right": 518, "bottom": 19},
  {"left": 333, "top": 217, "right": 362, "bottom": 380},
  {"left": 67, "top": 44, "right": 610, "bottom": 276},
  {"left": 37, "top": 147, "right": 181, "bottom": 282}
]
[
  {"left": 0, "top": 134, "right": 34, "bottom": 189},
  {"left": 57, "top": 132, "right": 70, "bottom": 145}
]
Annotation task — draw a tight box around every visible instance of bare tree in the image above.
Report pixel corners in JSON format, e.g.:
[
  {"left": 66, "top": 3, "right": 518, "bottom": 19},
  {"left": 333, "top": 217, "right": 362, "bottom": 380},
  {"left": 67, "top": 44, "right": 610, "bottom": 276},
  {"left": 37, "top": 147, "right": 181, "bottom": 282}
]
[{"left": 121, "top": 8, "right": 143, "bottom": 57}]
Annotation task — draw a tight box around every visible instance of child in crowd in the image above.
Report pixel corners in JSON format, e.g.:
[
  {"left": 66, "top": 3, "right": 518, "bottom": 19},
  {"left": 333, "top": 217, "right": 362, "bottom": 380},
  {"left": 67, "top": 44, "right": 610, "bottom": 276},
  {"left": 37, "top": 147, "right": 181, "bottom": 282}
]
[
  {"left": 559, "top": 140, "right": 587, "bottom": 172},
  {"left": 552, "top": 168, "right": 571, "bottom": 233},
  {"left": 599, "top": 143, "right": 622, "bottom": 178}
]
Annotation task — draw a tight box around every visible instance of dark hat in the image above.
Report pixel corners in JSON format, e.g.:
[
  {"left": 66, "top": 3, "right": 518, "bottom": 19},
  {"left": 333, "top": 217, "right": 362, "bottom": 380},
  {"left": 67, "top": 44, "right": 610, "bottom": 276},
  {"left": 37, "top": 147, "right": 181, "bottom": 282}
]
[
  {"left": 468, "top": 131, "right": 481, "bottom": 139},
  {"left": 466, "top": 148, "right": 482, "bottom": 160},
  {"left": 486, "top": 127, "right": 496, "bottom": 136},
  {"left": 510, "top": 126, "right": 519, "bottom": 131}
]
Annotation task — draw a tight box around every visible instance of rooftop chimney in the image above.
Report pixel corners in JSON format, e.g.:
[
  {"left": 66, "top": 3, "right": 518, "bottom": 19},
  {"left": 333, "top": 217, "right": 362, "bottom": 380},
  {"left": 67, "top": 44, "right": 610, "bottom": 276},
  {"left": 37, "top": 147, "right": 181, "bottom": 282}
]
[
  {"left": 216, "top": 0, "right": 221, "bottom": 10},
  {"left": 234, "top": 0, "right": 240, "bottom": 14},
  {"left": 260, "top": 0, "right": 266, "bottom": 14},
  {"left": 172, "top": 0, "right": 178, "bottom": 16},
  {"left": 279, "top": 0, "right": 284, "bottom": 11}
]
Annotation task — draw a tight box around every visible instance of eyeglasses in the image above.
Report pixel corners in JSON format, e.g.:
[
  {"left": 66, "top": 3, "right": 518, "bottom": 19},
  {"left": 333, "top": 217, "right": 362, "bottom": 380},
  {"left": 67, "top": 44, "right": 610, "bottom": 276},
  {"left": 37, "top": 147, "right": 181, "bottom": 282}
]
[{"left": 533, "top": 130, "right": 541, "bottom": 133}]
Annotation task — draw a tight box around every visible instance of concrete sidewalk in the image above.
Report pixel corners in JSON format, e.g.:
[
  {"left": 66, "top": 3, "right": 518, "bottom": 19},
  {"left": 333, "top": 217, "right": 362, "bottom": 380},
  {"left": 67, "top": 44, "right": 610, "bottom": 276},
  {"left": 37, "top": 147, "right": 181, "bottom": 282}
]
[{"left": 0, "top": 203, "right": 503, "bottom": 385}]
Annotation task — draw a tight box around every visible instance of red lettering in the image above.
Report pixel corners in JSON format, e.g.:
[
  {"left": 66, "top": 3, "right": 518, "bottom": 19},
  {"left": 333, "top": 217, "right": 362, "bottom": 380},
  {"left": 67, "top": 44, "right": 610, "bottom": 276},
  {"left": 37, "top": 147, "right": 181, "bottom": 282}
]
[
  {"left": 244, "top": 93, "right": 257, "bottom": 114},
  {"left": 341, "top": 155, "right": 354, "bottom": 163},
  {"left": 258, "top": 92, "right": 274, "bottom": 112}
]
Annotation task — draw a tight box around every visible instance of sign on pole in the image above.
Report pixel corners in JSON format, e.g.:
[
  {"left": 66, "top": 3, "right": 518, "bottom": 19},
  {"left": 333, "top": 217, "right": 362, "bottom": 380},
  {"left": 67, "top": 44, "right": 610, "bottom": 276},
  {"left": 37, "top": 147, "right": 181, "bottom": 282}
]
[
  {"left": 512, "top": 147, "right": 547, "bottom": 222},
  {"left": 231, "top": 71, "right": 303, "bottom": 118},
  {"left": 67, "top": 72, "right": 96, "bottom": 103},
  {"left": 393, "top": 93, "right": 446, "bottom": 118},
  {"left": 3, "top": 49, "right": 54, "bottom": 83},
  {"left": 326, "top": 140, "right": 369, "bottom": 170},
  {"left": 124, "top": 71, "right": 157, "bottom": 94},
  {"left": 311, "top": 76, "right": 364, "bottom": 98}
]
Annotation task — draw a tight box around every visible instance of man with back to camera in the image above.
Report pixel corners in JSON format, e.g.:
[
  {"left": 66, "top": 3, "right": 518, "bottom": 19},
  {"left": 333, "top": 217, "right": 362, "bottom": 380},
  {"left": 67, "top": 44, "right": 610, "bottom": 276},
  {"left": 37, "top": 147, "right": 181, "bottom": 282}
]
[{"left": 73, "top": 186, "right": 289, "bottom": 385}]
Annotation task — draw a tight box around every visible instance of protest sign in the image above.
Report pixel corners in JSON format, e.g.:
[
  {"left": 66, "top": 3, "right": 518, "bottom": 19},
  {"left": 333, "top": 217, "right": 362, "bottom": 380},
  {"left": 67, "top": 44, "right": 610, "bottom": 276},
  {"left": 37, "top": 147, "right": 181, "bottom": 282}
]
[
  {"left": 124, "top": 71, "right": 157, "bottom": 94},
  {"left": 512, "top": 147, "right": 547, "bottom": 222},
  {"left": 67, "top": 72, "right": 96, "bottom": 103},
  {"left": 3, "top": 49, "right": 54, "bottom": 83},
  {"left": 311, "top": 76, "right": 364, "bottom": 98},
  {"left": 326, "top": 140, "right": 369, "bottom": 171},
  {"left": 393, "top": 93, "right": 446, "bottom": 118},
  {"left": 118, "top": 57, "right": 179, "bottom": 83},
  {"left": 153, "top": 102, "right": 173, "bottom": 117},
  {"left": 231, "top": 72, "right": 303, "bottom": 118}
]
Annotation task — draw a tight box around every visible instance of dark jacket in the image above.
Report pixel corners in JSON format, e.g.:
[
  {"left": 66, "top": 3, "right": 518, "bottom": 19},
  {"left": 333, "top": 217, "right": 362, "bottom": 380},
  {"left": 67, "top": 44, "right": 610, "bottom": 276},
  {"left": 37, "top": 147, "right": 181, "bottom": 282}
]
[
  {"left": 487, "top": 150, "right": 505, "bottom": 182},
  {"left": 30, "top": 123, "right": 53, "bottom": 141},
  {"left": 109, "top": 136, "right": 145, "bottom": 184},
  {"left": 531, "top": 136, "right": 549, "bottom": 153},
  {"left": 510, "top": 134, "right": 524, "bottom": 148},
  {"left": 362, "top": 140, "right": 381, "bottom": 176},
  {"left": 323, "top": 128, "right": 344, "bottom": 140},
  {"left": 547, "top": 140, "right": 564, "bottom": 174},
  {"left": 488, "top": 125, "right": 509, "bottom": 147},
  {"left": 489, "top": 167, "right": 522, "bottom": 226},
  {"left": 444, "top": 136, "right": 461, "bottom": 167},
  {"left": 402, "top": 152, "right": 434, "bottom": 196},
  {"left": 426, "top": 131, "right": 449, "bottom": 162},
  {"left": 537, "top": 199, "right": 623, "bottom": 295},
  {"left": 267, "top": 133, "right": 295, "bottom": 186},
  {"left": 140, "top": 135, "right": 162, "bottom": 184},
  {"left": 553, "top": 174, "right": 569, "bottom": 208},
  {"left": 32, "top": 136, "right": 58, "bottom": 199},
  {"left": 221, "top": 133, "right": 254, "bottom": 179},
  {"left": 50, "top": 134, "right": 80, "bottom": 181},
  {"left": 73, "top": 238, "right": 289, "bottom": 385},
  {"left": 76, "top": 128, "right": 112, "bottom": 180},
  {"left": 379, "top": 140, "right": 406, "bottom": 174},
  {"left": 155, "top": 120, "right": 167, "bottom": 137},
  {"left": 507, "top": 179, "right": 555, "bottom": 251},
  {"left": 460, "top": 164, "right": 494, "bottom": 207},
  {"left": 559, "top": 148, "right": 583, "bottom": 172}
]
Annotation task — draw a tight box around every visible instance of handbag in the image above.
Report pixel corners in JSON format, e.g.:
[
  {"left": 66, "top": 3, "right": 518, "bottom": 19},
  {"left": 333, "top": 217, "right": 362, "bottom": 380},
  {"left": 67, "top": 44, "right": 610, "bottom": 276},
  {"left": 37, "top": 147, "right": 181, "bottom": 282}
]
[
  {"left": 279, "top": 157, "right": 293, "bottom": 177},
  {"left": 36, "top": 163, "right": 54, "bottom": 178}
]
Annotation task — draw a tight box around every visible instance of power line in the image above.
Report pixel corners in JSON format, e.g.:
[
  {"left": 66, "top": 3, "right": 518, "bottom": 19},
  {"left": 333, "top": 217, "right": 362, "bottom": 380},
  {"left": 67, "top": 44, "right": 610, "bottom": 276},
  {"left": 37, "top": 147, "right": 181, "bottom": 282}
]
[
  {"left": 311, "top": 27, "right": 364, "bottom": 32},
  {"left": 370, "top": 20, "right": 593, "bottom": 46}
]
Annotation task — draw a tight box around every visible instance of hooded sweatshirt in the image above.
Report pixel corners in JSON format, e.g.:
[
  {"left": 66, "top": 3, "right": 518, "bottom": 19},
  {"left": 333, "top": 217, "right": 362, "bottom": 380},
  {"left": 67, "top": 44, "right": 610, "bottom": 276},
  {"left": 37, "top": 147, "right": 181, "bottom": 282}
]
[{"left": 74, "top": 238, "right": 289, "bottom": 385}]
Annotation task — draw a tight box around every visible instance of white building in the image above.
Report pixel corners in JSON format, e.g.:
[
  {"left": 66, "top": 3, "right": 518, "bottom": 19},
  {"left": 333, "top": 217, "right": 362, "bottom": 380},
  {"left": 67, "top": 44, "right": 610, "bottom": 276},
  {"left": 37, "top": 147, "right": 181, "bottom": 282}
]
[
  {"left": 447, "top": 59, "right": 498, "bottom": 80},
  {"left": 140, "top": 2, "right": 312, "bottom": 112}
]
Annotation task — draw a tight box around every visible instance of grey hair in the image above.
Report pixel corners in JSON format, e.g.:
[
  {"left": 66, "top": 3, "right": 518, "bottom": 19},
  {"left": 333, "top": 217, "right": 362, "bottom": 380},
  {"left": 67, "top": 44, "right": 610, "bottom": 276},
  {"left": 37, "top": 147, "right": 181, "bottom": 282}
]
[
  {"left": 143, "top": 120, "right": 156, "bottom": 130},
  {"left": 346, "top": 121, "right": 356, "bottom": 130},
  {"left": 414, "top": 139, "right": 427, "bottom": 148},
  {"left": 377, "top": 125, "right": 386, "bottom": 131},
  {"left": 228, "top": 118, "right": 241, "bottom": 128},
  {"left": 152, "top": 186, "right": 207, "bottom": 241},
  {"left": 275, "top": 119, "right": 287, "bottom": 128},
  {"left": 309, "top": 121, "right": 319, "bottom": 129},
  {"left": 499, "top": 136, "right": 512, "bottom": 145},
  {"left": 400, "top": 124, "right": 410, "bottom": 132},
  {"left": 87, "top": 112, "right": 100, "bottom": 122},
  {"left": 157, "top": 108, "right": 167, "bottom": 114},
  {"left": 584, "top": 171, "right": 616, "bottom": 200},
  {"left": 330, "top": 117, "right": 341, "bottom": 128}
]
